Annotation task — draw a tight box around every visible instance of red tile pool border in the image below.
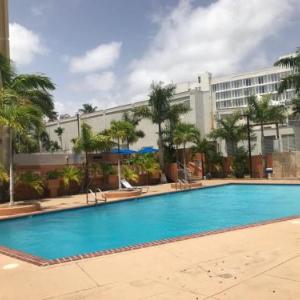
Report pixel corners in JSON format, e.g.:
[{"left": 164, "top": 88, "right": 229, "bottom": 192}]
[{"left": 1, "top": 214, "right": 300, "bottom": 267}]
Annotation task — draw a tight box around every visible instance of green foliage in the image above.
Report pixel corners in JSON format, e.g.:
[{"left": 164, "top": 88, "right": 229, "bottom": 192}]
[
  {"left": 121, "top": 165, "right": 138, "bottom": 182},
  {"left": 54, "top": 126, "right": 64, "bottom": 137},
  {"left": 232, "top": 147, "right": 249, "bottom": 178},
  {"left": 247, "top": 95, "right": 287, "bottom": 124},
  {"left": 100, "top": 163, "right": 116, "bottom": 176},
  {"left": 109, "top": 120, "right": 135, "bottom": 149},
  {"left": 17, "top": 171, "right": 45, "bottom": 195},
  {"left": 45, "top": 170, "right": 62, "bottom": 180},
  {"left": 210, "top": 112, "right": 247, "bottom": 156},
  {"left": 79, "top": 103, "right": 97, "bottom": 114},
  {"left": 61, "top": 166, "right": 83, "bottom": 190},
  {"left": 73, "top": 123, "right": 113, "bottom": 154},
  {"left": 291, "top": 96, "right": 300, "bottom": 117},
  {"left": 274, "top": 49, "right": 300, "bottom": 95},
  {"left": 173, "top": 123, "right": 199, "bottom": 149},
  {"left": 122, "top": 112, "right": 145, "bottom": 147},
  {"left": 0, "top": 165, "right": 8, "bottom": 183},
  {"left": 130, "top": 154, "right": 160, "bottom": 175},
  {"left": 133, "top": 82, "right": 190, "bottom": 171}
]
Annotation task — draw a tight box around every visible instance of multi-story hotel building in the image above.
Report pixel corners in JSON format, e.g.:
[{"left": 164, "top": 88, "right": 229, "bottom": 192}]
[{"left": 46, "top": 57, "right": 298, "bottom": 156}]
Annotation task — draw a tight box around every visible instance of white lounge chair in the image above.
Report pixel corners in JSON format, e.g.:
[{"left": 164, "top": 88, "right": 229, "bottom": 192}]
[{"left": 120, "top": 179, "right": 149, "bottom": 193}]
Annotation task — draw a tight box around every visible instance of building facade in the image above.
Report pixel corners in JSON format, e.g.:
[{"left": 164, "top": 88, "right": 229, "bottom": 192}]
[{"left": 46, "top": 59, "right": 298, "bottom": 156}]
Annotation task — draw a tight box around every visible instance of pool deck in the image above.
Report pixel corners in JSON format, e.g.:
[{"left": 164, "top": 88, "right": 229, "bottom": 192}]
[{"left": 1, "top": 179, "right": 300, "bottom": 299}]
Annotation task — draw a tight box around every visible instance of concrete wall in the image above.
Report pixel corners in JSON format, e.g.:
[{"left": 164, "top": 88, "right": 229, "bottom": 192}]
[
  {"left": 46, "top": 87, "right": 213, "bottom": 152},
  {"left": 272, "top": 152, "right": 300, "bottom": 178}
]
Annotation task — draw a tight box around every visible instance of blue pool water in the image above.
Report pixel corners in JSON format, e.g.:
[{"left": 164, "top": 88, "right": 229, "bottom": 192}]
[{"left": 1, "top": 184, "right": 300, "bottom": 260}]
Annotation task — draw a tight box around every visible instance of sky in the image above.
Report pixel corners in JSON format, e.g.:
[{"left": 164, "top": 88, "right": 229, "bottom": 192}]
[{"left": 9, "top": 0, "right": 300, "bottom": 116}]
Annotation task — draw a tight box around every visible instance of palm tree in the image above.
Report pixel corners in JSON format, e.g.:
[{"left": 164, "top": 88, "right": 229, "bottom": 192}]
[
  {"left": 54, "top": 126, "right": 64, "bottom": 149},
  {"left": 16, "top": 171, "right": 45, "bottom": 195},
  {"left": 73, "top": 123, "right": 113, "bottom": 189},
  {"left": 191, "top": 132, "right": 219, "bottom": 177},
  {"left": 0, "top": 93, "right": 43, "bottom": 205},
  {"left": 133, "top": 82, "right": 189, "bottom": 178},
  {"left": 274, "top": 49, "right": 300, "bottom": 116},
  {"left": 173, "top": 123, "right": 198, "bottom": 181},
  {"left": 0, "top": 55, "right": 55, "bottom": 205},
  {"left": 61, "top": 166, "right": 83, "bottom": 194},
  {"left": 131, "top": 154, "right": 160, "bottom": 184},
  {"left": 122, "top": 111, "right": 145, "bottom": 148},
  {"left": 0, "top": 55, "right": 56, "bottom": 118},
  {"left": 246, "top": 95, "right": 286, "bottom": 154},
  {"left": 210, "top": 112, "right": 247, "bottom": 156},
  {"left": 79, "top": 103, "right": 98, "bottom": 114},
  {"left": 109, "top": 120, "right": 133, "bottom": 150}
]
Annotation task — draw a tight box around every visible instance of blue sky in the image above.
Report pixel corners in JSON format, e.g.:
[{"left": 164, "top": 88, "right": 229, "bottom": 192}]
[{"left": 9, "top": 0, "right": 300, "bottom": 115}]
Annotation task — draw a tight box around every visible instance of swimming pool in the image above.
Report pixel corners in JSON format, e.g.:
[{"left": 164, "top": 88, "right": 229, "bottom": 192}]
[{"left": 1, "top": 184, "right": 300, "bottom": 262}]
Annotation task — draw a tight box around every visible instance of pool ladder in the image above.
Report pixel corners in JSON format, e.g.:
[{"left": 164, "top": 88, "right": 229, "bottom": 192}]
[{"left": 86, "top": 188, "right": 107, "bottom": 204}]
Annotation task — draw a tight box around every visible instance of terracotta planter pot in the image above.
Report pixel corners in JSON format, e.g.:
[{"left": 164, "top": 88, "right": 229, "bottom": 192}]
[{"left": 47, "top": 179, "right": 61, "bottom": 198}]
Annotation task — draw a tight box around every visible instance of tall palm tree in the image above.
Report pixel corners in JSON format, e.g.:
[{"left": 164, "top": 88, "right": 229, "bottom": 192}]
[
  {"left": 210, "top": 112, "right": 247, "bottom": 156},
  {"left": 0, "top": 55, "right": 55, "bottom": 205},
  {"left": 173, "top": 123, "right": 198, "bottom": 181},
  {"left": 133, "top": 82, "right": 189, "bottom": 177},
  {"left": 0, "top": 55, "right": 55, "bottom": 118},
  {"left": 73, "top": 123, "right": 113, "bottom": 189},
  {"left": 122, "top": 111, "right": 145, "bottom": 148},
  {"left": 274, "top": 49, "right": 300, "bottom": 116},
  {"left": 0, "top": 93, "right": 43, "bottom": 205},
  {"left": 79, "top": 103, "right": 98, "bottom": 114},
  {"left": 54, "top": 126, "right": 64, "bottom": 149},
  {"left": 246, "top": 95, "right": 286, "bottom": 154}
]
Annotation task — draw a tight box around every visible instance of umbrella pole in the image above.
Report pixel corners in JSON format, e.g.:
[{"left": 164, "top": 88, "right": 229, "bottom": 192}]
[{"left": 118, "top": 160, "right": 121, "bottom": 190}]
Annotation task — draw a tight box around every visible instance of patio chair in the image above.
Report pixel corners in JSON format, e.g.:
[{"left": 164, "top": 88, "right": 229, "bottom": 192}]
[{"left": 120, "top": 179, "right": 149, "bottom": 193}]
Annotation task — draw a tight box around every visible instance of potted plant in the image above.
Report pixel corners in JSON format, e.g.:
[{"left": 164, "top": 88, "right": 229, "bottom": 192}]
[
  {"left": 15, "top": 171, "right": 45, "bottom": 200},
  {"left": 46, "top": 170, "right": 62, "bottom": 197},
  {"left": 61, "top": 166, "right": 83, "bottom": 195}
]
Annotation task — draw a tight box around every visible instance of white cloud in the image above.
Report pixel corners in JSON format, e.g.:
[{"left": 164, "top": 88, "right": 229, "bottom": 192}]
[
  {"left": 70, "top": 71, "right": 116, "bottom": 93},
  {"left": 9, "top": 23, "right": 47, "bottom": 66},
  {"left": 84, "top": 72, "right": 116, "bottom": 92},
  {"left": 127, "top": 0, "right": 299, "bottom": 99},
  {"left": 69, "top": 42, "right": 122, "bottom": 73}
]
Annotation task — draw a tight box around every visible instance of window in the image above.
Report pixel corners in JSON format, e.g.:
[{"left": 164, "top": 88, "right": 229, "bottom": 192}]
[
  {"left": 244, "top": 78, "right": 252, "bottom": 86},
  {"left": 258, "top": 76, "right": 264, "bottom": 84}
]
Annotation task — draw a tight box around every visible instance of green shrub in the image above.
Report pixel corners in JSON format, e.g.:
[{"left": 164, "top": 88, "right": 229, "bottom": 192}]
[
  {"left": 45, "top": 170, "right": 61, "bottom": 180},
  {"left": 17, "top": 171, "right": 45, "bottom": 195},
  {"left": 232, "top": 147, "right": 248, "bottom": 178}
]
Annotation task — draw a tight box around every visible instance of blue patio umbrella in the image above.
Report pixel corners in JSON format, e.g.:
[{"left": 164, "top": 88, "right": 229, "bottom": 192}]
[
  {"left": 137, "top": 146, "right": 159, "bottom": 154},
  {"left": 111, "top": 148, "right": 137, "bottom": 189}
]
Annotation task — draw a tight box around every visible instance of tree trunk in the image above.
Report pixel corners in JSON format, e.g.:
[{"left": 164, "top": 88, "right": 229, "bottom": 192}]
[
  {"left": 158, "top": 123, "right": 164, "bottom": 170},
  {"left": 260, "top": 123, "right": 264, "bottom": 155},
  {"left": 183, "top": 144, "right": 187, "bottom": 181},
  {"left": 9, "top": 127, "right": 14, "bottom": 206},
  {"left": 158, "top": 123, "right": 166, "bottom": 183},
  {"left": 85, "top": 151, "right": 89, "bottom": 191}
]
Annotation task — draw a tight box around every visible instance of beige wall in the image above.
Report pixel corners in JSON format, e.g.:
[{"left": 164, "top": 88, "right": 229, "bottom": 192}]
[
  {"left": 46, "top": 88, "right": 214, "bottom": 152},
  {"left": 0, "top": 0, "right": 9, "bottom": 168}
]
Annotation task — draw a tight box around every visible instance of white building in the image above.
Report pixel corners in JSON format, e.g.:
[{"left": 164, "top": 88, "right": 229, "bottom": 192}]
[{"left": 46, "top": 59, "right": 298, "bottom": 156}]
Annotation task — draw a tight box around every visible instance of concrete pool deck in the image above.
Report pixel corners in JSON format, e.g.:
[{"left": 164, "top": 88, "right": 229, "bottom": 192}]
[{"left": 1, "top": 179, "right": 300, "bottom": 299}]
